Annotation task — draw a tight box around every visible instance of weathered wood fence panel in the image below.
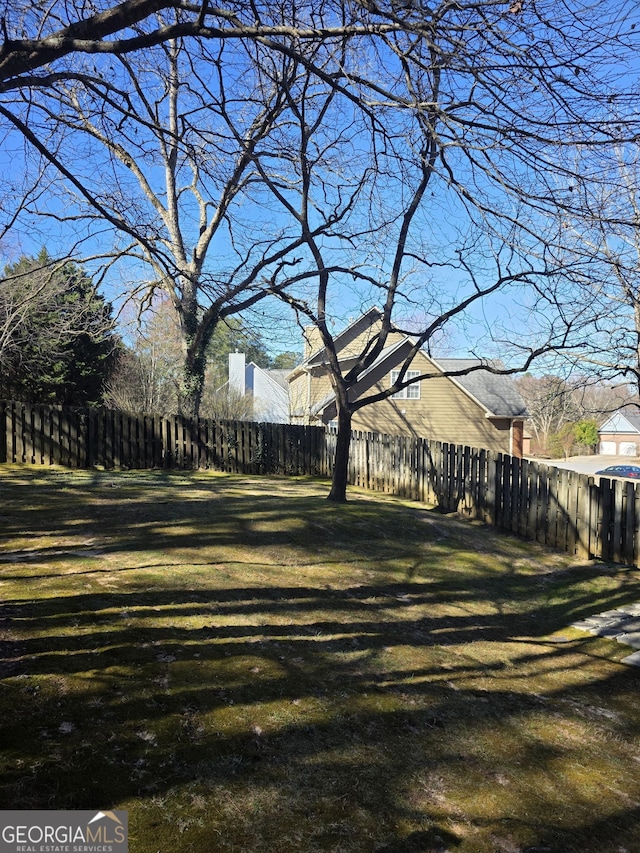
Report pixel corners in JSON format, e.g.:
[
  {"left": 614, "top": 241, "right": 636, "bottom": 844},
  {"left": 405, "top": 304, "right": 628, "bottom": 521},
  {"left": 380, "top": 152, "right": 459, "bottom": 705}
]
[
  {"left": 5, "top": 400, "right": 640, "bottom": 569},
  {"left": 0, "top": 401, "right": 326, "bottom": 477},
  {"left": 342, "top": 429, "right": 640, "bottom": 570}
]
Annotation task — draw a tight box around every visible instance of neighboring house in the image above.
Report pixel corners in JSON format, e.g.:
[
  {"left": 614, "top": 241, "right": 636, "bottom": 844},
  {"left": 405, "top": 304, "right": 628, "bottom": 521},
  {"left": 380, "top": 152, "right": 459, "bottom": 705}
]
[
  {"left": 228, "top": 352, "right": 290, "bottom": 423},
  {"left": 287, "top": 309, "right": 527, "bottom": 457},
  {"left": 598, "top": 409, "right": 640, "bottom": 456}
]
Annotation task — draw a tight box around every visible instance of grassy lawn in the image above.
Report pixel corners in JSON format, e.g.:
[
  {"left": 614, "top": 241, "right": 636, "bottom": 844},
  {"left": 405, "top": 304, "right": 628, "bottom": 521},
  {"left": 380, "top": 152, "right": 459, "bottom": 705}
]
[{"left": 2, "top": 466, "right": 640, "bottom": 853}]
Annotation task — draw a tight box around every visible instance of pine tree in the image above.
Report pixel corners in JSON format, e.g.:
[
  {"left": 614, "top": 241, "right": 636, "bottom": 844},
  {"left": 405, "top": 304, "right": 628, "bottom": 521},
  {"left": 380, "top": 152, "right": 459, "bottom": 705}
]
[{"left": 0, "top": 249, "right": 117, "bottom": 405}]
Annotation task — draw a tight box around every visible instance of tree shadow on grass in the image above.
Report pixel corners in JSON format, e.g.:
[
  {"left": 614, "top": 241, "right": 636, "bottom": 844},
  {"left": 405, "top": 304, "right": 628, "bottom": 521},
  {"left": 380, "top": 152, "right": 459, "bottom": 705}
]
[
  {"left": 2, "top": 468, "right": 640, "bottom": 852},
  {"left": 2, "top": 578, "right": 640, "bottom": 852}
]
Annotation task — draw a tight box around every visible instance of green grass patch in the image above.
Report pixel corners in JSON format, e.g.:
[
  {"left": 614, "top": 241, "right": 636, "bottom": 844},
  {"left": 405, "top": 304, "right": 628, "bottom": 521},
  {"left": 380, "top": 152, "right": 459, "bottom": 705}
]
[{"left": 2, "top": 465, "right": 640, "bottom": 852}]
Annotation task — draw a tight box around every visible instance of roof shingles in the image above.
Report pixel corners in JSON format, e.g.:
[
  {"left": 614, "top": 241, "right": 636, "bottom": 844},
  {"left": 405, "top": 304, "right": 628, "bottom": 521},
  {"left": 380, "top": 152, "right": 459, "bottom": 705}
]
[{"left": 434, "top": 358, "right": 527, "bottom": 418}]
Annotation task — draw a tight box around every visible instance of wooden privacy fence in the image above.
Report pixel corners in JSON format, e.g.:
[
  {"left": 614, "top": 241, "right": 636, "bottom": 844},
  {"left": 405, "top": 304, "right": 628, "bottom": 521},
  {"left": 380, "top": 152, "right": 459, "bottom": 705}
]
[
  {"left": 0, "top": 401, "right": 327, "bottom": 476},
  {"left": 2, "top": 400, "right": 640, "bottom": 568},
  {"left": 339, "top": 429, "right": 640, "bottom": 568}
]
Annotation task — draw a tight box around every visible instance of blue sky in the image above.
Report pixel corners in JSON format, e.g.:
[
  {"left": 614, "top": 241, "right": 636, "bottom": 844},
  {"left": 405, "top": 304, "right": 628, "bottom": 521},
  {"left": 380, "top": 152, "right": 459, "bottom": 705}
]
[{"left": 3, "top": 0, "right": 640, "bottom": 367}]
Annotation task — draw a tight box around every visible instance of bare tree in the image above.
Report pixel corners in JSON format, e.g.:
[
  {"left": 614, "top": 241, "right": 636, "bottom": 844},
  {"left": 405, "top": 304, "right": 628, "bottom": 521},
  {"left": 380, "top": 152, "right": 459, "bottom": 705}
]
[
  {"left": 241, "top": 1, "right": 640, "bottom": 499},
  {"left": 515, "top": 373, "right": 632, "bottom": 456},
  {"left": 514, "top": 374, "right": 579, "bottom": 455},
  {"left": 555, "top": 145, "right": 640, "bottom": 410},
  {"left": 105, "top": 297, "right": 279, "bottom": 416},
  {"left": 570, "top": 379, "right": 635, "bottom": 422},
  {"left": 103, "top": 298, "right": 183, "bottom": 412},
  {"left": 200, "top": 385, "right": 256, "bottom": 422},
  {"left": 7, "top": 0, "right": 635, "bottom": 98},
  {"left": 3, "top": 34, "right": 330, "bottom": 414},
  {"left": 0, "top": 0, "right": 211, "bottom": 89}
]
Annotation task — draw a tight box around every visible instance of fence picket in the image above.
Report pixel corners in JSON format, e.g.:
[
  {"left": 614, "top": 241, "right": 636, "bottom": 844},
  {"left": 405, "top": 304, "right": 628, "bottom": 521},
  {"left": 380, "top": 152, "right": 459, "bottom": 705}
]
[
  {"left": 566, "top": 472, "right": 579, "bottom": 558},
  {"left": 510, "top": 456, "right": 520, "bottom": 535},
  {"left": 15, "top": 403, "right": 27, "bottom": 464},
  {"left": 598, "top": 478, "right": 611, "bottom": 561},
  {"left": 519, "top": 458, "right": 529, "bottom": 537},
  {"left": 545, "top": 467, "right": 557, "bottom": 549},
  {"left": 576, "top": 474, "right": 591, "bottom": 560},
  {"left": 557, "top": 469, "right": 571, "bottom": 553},
  {"left": 536, "top": 465, "right": 548, "bottom": 545},
  {"left": 624, "top": 481, "right": 635, "bottom": 567},
  {"left": 485, "top": 452, "right": 496, "bottom": 526},
  {"left": 613, "top": 479, "right": 623, "bottom": 565}
]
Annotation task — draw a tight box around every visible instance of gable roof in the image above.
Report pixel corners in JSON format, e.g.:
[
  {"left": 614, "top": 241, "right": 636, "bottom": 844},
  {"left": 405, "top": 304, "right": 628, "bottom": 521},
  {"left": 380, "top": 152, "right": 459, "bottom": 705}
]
[
  {"left": 261, "top": 367, "right": 289, "bottom": 391},
  {"left": 288, "top": 307, "right": 383, "bottom": 380},
  {"left": 303, "top": 336, "right": 416, "bottom": 419},
  {"left": 308, "top": 307, "right": 382, "bottom": 365},
  {"left": 245, "top": 362, "right": 290, "bottom": 396},
  {"left": 599, "top": 409, "right": 640, "bottom": 435},
  {"left": 433, "top": 359, "right": 528, "bottom": 418}
]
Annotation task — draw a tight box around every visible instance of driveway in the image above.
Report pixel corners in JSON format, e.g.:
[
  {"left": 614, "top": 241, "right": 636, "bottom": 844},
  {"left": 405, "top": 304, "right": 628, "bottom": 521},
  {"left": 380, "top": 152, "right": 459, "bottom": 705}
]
[{"left": 531, "top": 455, "right": 640, "bottom": 478}]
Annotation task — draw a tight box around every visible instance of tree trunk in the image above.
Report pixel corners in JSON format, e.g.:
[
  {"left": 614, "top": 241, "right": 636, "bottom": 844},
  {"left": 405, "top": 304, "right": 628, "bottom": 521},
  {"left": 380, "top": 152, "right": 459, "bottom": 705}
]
[
  {"left": 178, "top": 339, "right": 207, "bottom": 416},
  {"left": 179, "top": 308, "right": 211, "bottom": 418},
  {"left": 327, "top": 404, "right": 353, "bottom": 502},
  {"left": 180, "top": 365, "right": 205, "bottom": 418}
]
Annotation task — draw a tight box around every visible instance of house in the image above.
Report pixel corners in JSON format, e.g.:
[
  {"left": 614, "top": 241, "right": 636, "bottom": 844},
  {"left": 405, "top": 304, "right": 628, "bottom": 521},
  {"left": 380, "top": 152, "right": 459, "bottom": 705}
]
[
  {"left": 228, "top": 352, "right": 290, "bottom": 423},
  {"left": 287, "top": 310, "right": 527, "bottom": 456},
  {"left": 598, "top": 409, "right": 640, "bottom": 456}
]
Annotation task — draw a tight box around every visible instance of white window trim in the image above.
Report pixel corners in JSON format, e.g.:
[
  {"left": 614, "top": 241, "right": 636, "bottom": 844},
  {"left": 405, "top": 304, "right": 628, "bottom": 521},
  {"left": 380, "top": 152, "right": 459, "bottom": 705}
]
[{"left": 390, "top": 370, "right": 420, "bottom": 399}]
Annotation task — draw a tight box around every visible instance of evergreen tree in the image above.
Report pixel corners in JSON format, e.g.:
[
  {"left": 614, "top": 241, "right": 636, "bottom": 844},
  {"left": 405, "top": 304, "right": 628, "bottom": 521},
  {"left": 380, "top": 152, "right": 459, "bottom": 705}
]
[
  {"left": 0, "top": 249, "right": 117, "bottom": 405},
  {"left": 271, "top": 351, "right": 300, "bottom": 370}
]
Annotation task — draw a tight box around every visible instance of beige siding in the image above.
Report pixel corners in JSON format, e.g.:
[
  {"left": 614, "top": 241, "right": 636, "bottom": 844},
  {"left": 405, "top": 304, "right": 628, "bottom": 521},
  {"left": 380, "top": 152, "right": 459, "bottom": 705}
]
[
  {"left": 288, "top": 373, "right": 308, "bottom": 423},
  {"left": 338, "top": 325, "right": 406, "bottom": 360},
  {"left": 302, "top": 326, "right": 323, "bottom": 358},
  {"left": 349, "top": 352, "right": 513, "bottom": 454},
  {"left": 288, "top": 370, "right": 334, "bottom": 424},
  {"left": 290, "top": 323, "right": 406, "bottom": 424},
  {"left": 290, "top": 338, "right": 516, "bottom": 453}
]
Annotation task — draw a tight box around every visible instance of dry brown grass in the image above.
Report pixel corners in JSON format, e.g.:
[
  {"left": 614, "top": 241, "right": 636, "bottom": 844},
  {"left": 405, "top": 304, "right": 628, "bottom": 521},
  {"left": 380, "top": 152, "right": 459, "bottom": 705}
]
[{"left": 1, "top": 465, "right": 640, "bottom": 852}]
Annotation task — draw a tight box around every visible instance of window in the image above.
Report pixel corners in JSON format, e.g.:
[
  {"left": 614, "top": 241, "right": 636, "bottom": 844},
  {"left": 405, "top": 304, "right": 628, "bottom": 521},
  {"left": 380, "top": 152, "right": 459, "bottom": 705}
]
[{"left": 390, "top": 370, "right": 420, "bottom": 399}]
